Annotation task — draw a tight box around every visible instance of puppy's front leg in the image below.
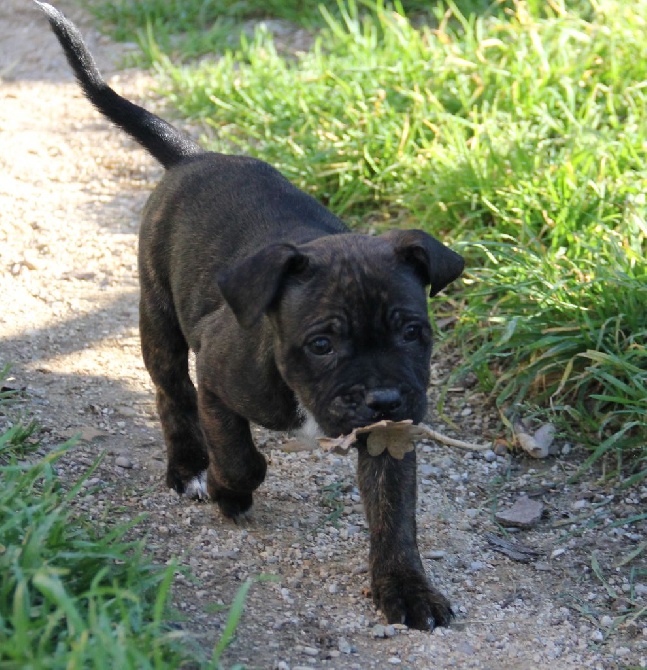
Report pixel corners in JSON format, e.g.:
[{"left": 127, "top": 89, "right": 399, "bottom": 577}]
[
  {"left": 197, "top": 386, "right": 267, "bottom": 519},
  {"left": 357, "top": 444, "right": 453, "bottom": 631}
]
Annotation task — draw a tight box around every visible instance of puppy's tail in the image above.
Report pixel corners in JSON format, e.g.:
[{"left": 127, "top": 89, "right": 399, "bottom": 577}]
[{"left": 35, "top": 1, "right": 202, "bottom": 169}]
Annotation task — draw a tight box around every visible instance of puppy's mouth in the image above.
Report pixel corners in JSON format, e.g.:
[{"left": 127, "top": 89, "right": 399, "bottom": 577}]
[{"left": 312, "top": 384, "right": 427, "bottom": 438}]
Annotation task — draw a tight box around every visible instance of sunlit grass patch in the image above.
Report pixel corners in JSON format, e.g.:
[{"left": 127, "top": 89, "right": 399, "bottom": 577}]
[{"left": 82, "top": 0, "right": 509, "bottom": 62}]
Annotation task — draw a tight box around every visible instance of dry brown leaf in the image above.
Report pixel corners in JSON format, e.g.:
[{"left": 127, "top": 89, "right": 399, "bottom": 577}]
[
  {"left": 317, "top": 432, "right": 358, "bottom": 455},
  {"left": 318, "top": 420, "right": 426, "bottom": 458},
  {"left": 365, "top": 421, "right": 427, "bottom": 459}
]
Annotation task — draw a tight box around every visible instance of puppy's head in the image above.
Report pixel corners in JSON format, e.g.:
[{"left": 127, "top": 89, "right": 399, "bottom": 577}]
[{"left": 218, "top": 230, "right": 464, "bottom": 436}]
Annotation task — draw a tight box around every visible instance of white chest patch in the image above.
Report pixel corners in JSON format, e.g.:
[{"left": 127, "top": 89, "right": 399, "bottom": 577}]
[{"left": 296, "top": 405, "right": 324, "bottom": 449}]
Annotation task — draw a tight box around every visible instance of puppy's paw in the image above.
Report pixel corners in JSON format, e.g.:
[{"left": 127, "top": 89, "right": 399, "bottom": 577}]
[
  {"left": 211, "top": 488, "right": 254, "bottom": 521},
  {"left": 166, "top": 467, "right": 209, "bottom": 500},
  {"left": 184, "top": 471, "right": 209, "bottom": 500},
  {"left": 372, "top": 570, "right": 453, "bottom": 631},
  {"left": 206, "top": 466, "right": 257, "bottom": 520}
]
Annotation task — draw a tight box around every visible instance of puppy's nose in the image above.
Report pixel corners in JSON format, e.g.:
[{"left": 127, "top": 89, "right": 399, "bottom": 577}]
[{"left": 365, "top": 388, "right": 402, "bottom": 414}]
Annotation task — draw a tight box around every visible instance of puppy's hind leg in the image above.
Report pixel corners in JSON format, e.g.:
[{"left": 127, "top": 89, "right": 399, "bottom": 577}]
[{"left": 140, "top": 296, "right": 209, "bottom": 498}]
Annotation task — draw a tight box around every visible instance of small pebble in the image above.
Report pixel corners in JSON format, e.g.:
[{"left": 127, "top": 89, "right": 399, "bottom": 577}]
[
  {"left": 115, "top": 455, "right": 133, "bottom": 469},
  {"left": 372, "top": 624, "right": 386, "bottom": 638},
  {"left": 457, "top": 641, "right": 476, "bottom": 655},
  {"left": 347, "top": 525, "right": 361, "bottom": 536},
  {"left": 338, "top": 637, "right": 352, "bottom": 654}
]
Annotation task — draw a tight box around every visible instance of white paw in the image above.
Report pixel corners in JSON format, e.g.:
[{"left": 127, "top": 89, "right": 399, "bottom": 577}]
[{"left": 184, "top": 471, "right": 208, "bottom": 500}]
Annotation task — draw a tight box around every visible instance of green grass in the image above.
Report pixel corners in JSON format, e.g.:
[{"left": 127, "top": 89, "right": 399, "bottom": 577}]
[
  {"left": 82, "top": 0, "right": 507, "bottom": 63},
  {"left": 0, "top": 441, "right": 190, "bottom": 668},
  {"left": 84, "top": 0, "right": 646, "bottom": 476},
  {"left": 0, "top": 379, "right": 262, "bottom": 668}
]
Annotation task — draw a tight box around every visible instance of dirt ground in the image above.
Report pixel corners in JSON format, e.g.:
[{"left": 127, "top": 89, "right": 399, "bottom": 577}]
[{"left": 1, "top": 1, "right": 645, "bottom": 668}]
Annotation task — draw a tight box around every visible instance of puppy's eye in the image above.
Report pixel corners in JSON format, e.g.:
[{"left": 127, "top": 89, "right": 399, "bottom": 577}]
[
  {"left": 307, "top": 337, "right": 333, "bottom": 356},
  {"left": 402, "top": 323, "right": 422, "bottom": 342}
]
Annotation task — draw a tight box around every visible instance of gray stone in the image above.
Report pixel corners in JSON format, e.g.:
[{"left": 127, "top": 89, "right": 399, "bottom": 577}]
[
  {"left": 115, "top": 455, "right": 133, "bottom": 469},
  {"left": 338, "top": 637, "right": 352, "bottom": 654},
  {"left": 495, "top": 496, "right": 544, "bottom": 529},
  {"left": 372, "top": 624, "right": 386, "bottom": 638},
  {"left": 457, "top": 641, "right": 476, "bottom": 655}
]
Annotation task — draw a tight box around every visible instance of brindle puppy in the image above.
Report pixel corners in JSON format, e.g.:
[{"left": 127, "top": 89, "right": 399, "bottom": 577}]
[{"left": 35, "top": 1, "right": 464, "bottom": 629}]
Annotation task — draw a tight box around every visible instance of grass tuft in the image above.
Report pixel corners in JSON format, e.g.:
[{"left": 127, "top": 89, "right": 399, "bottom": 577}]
[{"left": 0, "top": 438, "right": 192, "bottom": 668}]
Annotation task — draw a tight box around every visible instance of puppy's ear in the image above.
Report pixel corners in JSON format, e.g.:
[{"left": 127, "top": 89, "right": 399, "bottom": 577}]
[
  {"left": 217, "top": 243, "right": 307, "bottom": 328},
  {"left": 383, "top": 229, "right": 464, "bottom": 297}
]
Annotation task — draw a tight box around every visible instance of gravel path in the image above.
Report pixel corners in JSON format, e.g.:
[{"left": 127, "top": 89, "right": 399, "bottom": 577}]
[{"left": 1, "top": 2, "right": 645, "bottom": 668}]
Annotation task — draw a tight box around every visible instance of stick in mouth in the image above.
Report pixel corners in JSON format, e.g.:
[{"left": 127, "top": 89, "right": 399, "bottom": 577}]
[{"left": 318, "top": 420, "right": 490, "bottom": 457}]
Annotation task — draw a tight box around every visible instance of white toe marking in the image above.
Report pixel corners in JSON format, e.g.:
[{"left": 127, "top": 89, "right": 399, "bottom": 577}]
[{"left": 184, "top": 471, "right": 208, "bottom": 500}]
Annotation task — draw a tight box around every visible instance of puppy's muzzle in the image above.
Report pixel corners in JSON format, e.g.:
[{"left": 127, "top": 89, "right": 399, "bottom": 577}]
[{"left": 320, "top": 383, "right": 424, "bottom": 436}]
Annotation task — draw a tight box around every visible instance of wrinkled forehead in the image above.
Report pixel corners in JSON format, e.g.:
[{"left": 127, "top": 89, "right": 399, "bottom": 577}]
[{"left": 280, "top": 234, "right": 429, "bottom": 319}]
